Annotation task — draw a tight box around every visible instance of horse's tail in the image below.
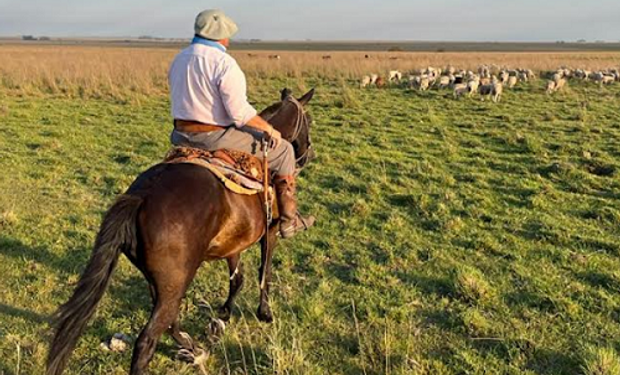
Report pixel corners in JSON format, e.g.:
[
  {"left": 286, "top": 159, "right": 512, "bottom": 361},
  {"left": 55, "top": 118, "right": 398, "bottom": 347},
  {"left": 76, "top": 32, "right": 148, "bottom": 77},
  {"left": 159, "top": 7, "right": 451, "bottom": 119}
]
[{"left": 46, "top": 194, "right": 143, "bottom": 375}]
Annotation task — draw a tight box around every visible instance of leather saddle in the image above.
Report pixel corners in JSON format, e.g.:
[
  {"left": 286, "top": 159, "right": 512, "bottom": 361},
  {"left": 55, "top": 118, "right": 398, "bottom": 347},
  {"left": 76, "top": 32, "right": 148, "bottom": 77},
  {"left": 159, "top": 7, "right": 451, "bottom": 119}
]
[{"left": 163, "top": 147, "right": 266, "bottom": 195}]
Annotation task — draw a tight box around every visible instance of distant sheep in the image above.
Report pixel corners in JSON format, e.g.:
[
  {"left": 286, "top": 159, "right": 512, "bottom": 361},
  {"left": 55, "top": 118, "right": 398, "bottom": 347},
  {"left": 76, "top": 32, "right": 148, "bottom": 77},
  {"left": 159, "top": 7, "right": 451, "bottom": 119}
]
[
  {"left": 417, "top": 77, "right": 430, "bottom": 91},
  {"left": 437, "top": 76, "right": 451, "bottom": 89},
  {"left": 507, "top": 76, "right": 518, "bottom": 89},
  {"left": 546, "top": 78, "right": 567, "bottom": 94},
  {"left": 601, "top": 75, "right": 615, "bottom": 85},
  {"left": 491, "top": 82, "right": 503, "bottom": 102},
  {"left": 555, "top": 78, "right": 567, "bottom": 91},
  {"left": 467, "top": 79, "right": 480, "bottom": 95},
  {"left": 453, "top": 84, "right": 469, "bottom": 99},
  {"left": 389, "top": 70, "right": 403, "bottom": 83},
  {"left": 360, "top": 75, "right": 372, "bottom": 88},
  {"left": 479, "top": 84, "right": 493, "bottom": 96},
  {"left": 499, "top": 71, "right": 510, "bottom": 85}
]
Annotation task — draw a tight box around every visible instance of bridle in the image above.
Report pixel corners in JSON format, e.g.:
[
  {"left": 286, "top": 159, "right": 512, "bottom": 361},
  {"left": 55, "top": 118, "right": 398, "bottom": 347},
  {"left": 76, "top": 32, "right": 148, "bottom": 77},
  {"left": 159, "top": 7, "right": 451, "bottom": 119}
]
[
  {"left": 264, "top": 96, "right": 313, "bottom": 170},
  {"left": 286, "top": 96, "right": 313, "bottom": 169}
]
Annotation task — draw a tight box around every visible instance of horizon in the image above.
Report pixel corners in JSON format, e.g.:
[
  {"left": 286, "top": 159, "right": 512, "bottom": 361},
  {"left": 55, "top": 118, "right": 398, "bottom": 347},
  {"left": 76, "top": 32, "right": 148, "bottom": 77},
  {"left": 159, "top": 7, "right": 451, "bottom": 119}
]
[
  {"left": 1, "top": 36, "right": 618, "bottom": 44},
  {"left": 0, "top": 0, "right": 619, "bottom": 42}
]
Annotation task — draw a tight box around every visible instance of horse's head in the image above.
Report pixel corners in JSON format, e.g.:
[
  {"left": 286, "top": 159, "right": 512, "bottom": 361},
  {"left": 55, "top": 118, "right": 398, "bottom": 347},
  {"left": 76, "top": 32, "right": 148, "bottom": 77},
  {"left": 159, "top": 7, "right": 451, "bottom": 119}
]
[{"left": 259, "top": 88, "right": 315, "bottom": 172}]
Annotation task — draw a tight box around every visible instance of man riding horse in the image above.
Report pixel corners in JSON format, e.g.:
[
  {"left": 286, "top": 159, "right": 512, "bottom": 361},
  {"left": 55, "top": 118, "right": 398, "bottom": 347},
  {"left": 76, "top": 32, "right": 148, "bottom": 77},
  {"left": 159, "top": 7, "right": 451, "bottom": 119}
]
[{"left": 168, "top": 9, "right": 315, "bottom": 238}]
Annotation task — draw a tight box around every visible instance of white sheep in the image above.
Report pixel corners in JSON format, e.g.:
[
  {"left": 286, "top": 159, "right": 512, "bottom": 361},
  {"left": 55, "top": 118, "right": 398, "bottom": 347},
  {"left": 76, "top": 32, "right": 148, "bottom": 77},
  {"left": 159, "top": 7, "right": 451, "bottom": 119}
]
[
  {"left": 467, "top": 79, "right": 480, "bottom": 96},
  {"left": 507, "top": 76, "right": 518, "bottom": 89},
  {"left": 491, "top": 82, "right": 503, "bottom": 103},
  {"left": 499, "top": 71, "right": 510, "bottom": 85},
  {"left": 389, "top": 70, "right": 403, "bottom": 83},
  {"left": 453, "top": 85, "right": 470, "bottom": 99},
  {"left": 601, "top": 75, "right": 615, "bottom": 85},
  {"left": 360, "top": 75, "right": 371, "bottom": 88},
  {"left": 419, "top": 77, "right": 430, "bottom": 91},
  {"left": 437, "top": 76, "right": 451, "bottom": 89},
  {"left": 555, "top": 78, "right": 567, "bottom": 92}
]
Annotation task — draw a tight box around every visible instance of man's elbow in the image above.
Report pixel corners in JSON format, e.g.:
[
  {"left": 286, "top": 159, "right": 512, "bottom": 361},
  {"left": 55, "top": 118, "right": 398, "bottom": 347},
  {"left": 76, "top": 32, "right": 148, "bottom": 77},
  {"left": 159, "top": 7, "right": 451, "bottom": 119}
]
[{"left": 231, "top": 107, "right": 257, "bottom": 128}]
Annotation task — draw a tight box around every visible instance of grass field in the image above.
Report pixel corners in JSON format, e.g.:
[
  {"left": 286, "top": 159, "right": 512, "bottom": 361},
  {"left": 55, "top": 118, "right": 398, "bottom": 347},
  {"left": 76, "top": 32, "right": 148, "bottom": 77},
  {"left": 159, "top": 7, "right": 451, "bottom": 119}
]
[{"left": 1, "top": 46, "right": 620, "bottom": 374}]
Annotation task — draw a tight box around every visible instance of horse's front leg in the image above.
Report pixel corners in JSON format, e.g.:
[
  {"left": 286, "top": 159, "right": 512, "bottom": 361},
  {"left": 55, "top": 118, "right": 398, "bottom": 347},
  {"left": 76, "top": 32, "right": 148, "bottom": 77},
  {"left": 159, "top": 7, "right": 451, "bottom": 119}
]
[
  {"left": 219, "top": 253, "right": 244, "bottom": 321},
  {"left": 257, "top": 224, "right": 279, "bottom": 323}
]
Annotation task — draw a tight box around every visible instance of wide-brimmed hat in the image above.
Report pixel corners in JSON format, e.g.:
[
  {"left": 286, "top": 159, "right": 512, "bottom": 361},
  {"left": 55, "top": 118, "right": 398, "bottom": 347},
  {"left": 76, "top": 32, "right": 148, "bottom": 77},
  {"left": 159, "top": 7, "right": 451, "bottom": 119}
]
[{"left": 194, "top": 9, "right": 238, "bottom": 40}]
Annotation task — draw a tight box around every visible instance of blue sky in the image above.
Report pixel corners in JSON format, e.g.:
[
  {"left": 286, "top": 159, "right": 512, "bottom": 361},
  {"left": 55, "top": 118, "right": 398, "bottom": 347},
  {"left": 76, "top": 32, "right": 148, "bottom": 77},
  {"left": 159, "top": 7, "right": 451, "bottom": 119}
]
[{"left": 0, "top": 0, "right": 618, "bottom": 41}]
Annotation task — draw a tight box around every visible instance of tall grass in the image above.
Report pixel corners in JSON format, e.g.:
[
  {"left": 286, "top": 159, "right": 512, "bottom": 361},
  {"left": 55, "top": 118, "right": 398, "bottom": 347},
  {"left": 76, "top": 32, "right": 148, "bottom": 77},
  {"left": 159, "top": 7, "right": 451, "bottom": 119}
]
[{"left": 1, "top": 45, "right": 619, "bottom": 99}]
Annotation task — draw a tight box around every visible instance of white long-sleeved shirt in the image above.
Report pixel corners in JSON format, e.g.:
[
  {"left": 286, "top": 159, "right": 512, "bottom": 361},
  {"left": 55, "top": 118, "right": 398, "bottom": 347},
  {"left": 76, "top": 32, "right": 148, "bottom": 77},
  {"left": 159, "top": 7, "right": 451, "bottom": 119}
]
[{"left": 168, "top": 43, "right": 257, "bottom": 128}]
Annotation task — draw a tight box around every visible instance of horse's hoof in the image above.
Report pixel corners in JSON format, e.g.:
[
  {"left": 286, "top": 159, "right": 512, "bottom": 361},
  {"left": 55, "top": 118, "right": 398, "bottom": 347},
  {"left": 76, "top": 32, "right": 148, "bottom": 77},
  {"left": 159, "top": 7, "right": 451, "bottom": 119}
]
[
  {"left": 257, "top": 307, "right": 273, "bottom": 323},
  {"left": 217, "top": 306, "right": 231, "bottom": 322},
  {"left": 206, "top": 318, "right": 226, "bottom": 341},
  {"left": 177, "top": 331, "right": 195, "bottom": 351},
  {"left": 176, "top": 347, "right": 207, "bottom": 365}
]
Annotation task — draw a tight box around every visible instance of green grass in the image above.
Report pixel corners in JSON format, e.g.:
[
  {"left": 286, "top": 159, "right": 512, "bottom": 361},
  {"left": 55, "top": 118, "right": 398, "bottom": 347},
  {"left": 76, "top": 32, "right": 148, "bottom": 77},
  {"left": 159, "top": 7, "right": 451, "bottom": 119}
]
[{"left": 1, "top": 79, "right": 620, "bottom": 375}]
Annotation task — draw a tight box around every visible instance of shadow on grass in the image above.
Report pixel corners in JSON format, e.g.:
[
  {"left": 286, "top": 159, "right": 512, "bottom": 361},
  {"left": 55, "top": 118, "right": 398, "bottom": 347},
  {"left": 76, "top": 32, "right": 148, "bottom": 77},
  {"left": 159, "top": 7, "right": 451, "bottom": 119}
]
[
  {"left": 503, "top": 290, "right": 558, "bottom": 313},
  {"left": 577, "top": 270, "right": 620, "bottom": 293},
  {"left": 525, "top": 347, "right": 581, "bottom": 375},
  {"left": 395, "top": 272, "right": 454, "bottom": 299},
  {"left": 0, "top": 235, "right": 90, "bottom": 277},
  {"left": 0, "top": 235, "right": 91, "bottom": 326},
  {"left": 0, "top": 302, "right": 49, "bottom": 324}
]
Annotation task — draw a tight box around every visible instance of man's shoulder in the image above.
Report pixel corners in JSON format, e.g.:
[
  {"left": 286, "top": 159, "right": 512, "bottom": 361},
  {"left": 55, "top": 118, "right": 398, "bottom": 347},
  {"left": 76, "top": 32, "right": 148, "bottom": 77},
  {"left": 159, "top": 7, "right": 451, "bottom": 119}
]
[{"left": 181, "top": 44, "right": 231, "bottom": 60}]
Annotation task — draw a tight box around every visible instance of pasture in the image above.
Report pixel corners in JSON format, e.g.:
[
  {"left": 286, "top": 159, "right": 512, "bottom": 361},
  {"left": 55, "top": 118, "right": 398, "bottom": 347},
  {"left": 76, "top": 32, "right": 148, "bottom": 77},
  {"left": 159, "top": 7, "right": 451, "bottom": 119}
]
[{"left": 1, "top": 46, "right": 620, "bottom": 375}]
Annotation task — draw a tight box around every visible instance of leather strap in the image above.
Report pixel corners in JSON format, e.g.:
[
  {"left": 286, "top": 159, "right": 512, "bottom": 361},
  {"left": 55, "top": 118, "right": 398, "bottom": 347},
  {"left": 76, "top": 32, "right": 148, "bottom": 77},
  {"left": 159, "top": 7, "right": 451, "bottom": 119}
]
[{"left": 174, "top": 119, "right": 227, "bottom": 133}]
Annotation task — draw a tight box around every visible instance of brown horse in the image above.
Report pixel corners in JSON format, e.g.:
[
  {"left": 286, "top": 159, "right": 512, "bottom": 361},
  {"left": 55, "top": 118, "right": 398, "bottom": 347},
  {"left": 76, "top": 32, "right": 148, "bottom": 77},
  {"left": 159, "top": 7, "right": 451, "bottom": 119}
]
[{"left": 46, "top": 88, "right": 316, "bottom": 375}]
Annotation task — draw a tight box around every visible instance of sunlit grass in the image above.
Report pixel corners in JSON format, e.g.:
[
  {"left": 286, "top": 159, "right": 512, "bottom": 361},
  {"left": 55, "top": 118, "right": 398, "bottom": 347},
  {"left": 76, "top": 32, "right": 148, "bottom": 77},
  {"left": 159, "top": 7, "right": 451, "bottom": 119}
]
[{"left": 1, "top": 47, "right": 620, "bottom": 374}]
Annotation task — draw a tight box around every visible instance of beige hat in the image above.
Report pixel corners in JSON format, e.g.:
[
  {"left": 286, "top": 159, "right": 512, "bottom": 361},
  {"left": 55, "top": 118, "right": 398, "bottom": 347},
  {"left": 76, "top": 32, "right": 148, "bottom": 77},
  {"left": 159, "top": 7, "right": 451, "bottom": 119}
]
[{"left": 194, "top": 9, "right": 238, "bottom": 40}]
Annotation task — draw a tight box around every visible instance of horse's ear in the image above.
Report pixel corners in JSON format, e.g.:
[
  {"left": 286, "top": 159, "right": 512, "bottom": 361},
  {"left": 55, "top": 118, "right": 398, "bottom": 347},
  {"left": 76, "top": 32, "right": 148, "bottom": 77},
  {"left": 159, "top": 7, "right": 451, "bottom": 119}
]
[
  {"left": 280, "top": 88, "right": 292, "bottom": 101},
  {"left": 298, "top": 88, "right": 315, "bottom": 106}
]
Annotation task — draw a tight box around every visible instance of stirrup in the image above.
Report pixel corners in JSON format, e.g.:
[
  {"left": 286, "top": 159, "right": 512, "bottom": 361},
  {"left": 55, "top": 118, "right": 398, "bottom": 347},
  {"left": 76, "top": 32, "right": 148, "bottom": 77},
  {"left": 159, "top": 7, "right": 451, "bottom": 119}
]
[
  {"left": 297, "top": 211, "right": 313, "bottom": 230},
  {"left": 280, "top": 213, "right": 315, "bottom": 239}
]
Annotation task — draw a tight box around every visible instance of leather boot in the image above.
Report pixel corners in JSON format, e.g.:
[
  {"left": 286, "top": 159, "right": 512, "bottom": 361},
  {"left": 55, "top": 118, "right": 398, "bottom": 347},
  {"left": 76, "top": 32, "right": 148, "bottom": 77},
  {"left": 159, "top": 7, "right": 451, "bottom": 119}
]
[{"left": 274, "top": 175, "right": 315, "bottom": 239}]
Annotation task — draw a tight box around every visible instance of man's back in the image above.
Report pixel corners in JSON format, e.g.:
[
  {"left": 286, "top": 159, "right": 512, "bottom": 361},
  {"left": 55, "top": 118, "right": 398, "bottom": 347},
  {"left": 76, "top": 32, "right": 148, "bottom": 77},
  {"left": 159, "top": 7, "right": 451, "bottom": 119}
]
[{"left": 169, "top": 43, "right": 253, "bottom": 127}]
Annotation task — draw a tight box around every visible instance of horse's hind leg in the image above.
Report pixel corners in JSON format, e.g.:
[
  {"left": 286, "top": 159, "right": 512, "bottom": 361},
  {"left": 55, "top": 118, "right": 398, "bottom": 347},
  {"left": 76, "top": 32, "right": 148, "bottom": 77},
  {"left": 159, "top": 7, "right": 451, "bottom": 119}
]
[
  {"left": 219, "top": 254, "right": 244, "bottom": 321},
  {"left": 130, "top": 268, "right": 197, "bottom": 375},
  {"left": 130, "top": 293, "right": 182, "bottom": 375}
]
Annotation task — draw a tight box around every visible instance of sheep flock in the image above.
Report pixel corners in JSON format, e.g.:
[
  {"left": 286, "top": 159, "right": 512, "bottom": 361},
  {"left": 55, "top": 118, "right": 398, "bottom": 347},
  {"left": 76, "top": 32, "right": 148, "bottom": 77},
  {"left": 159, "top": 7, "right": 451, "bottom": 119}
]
[{"left": 360, "top": 66, "right": 620, "bottom": 102}]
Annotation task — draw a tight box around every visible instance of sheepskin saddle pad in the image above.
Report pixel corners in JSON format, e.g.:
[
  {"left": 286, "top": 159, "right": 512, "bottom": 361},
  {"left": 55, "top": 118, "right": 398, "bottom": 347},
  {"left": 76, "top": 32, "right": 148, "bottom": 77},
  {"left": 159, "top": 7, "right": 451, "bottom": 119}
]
[{"left": 163, "top": 147, "right": 265, "bottom": 195}]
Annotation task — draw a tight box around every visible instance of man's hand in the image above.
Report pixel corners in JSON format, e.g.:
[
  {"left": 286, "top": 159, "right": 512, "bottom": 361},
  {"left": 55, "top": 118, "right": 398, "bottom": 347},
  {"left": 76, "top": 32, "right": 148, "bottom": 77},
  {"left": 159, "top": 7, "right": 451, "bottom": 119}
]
[
  {"left": 270, "top": 128, "right": 282, "bottom": 148},
  {"left": 246, "top": 115, "right": 282, "bottom": 148}
]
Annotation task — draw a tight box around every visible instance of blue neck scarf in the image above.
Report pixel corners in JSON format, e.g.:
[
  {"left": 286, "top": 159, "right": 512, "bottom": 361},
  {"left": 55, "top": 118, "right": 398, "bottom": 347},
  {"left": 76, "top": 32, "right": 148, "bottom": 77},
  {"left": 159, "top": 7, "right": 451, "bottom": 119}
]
[{"left": 191, "top": 36, "right": 227, "bottom": 52}]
